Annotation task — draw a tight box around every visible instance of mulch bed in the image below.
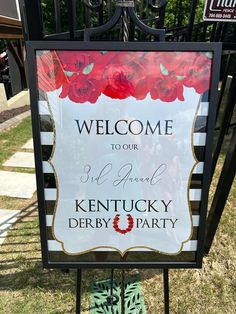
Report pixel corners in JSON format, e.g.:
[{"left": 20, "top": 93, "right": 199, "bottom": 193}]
[{"left": 0, "top": 105, "right": 30, "bottom": 124}]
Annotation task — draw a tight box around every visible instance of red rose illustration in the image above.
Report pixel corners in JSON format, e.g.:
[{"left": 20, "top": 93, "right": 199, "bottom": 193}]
[
  {"left": 183, "top": 53, "right": 212, "bottom": 94},
  {"left": 126, "top": 59, "right": 149, "bottom": 100},
  {"left": 89, "top": 51, "right": 117, "bottom": 66},
  {"left": 106, "top": 51, "right": 144, "bottom": 66},
  {"left": 38, "top": 50, "right": 211, "bottom": 102},
  {"left": 101, "top": 54, "right": 150, "bottom": 100},
  {"left": 59, "top": 73, "right": 101, "bottom": 104},
  {"left": 138, "top": 52, "right": 186, "bottom": 101},
  {"left": 156, "top": 52, "right": 196, "bottom": 76},
  {"left": 150, "top": 74, "right": 184, "bottom": 102},
  {"left": 57, "top": 51, "right": 94, "bottom": 73},
  {"left": 113, "top": 214, "right": 134, "bottom": 235},
  {"left": 87, "top": 51, "right": 117, "bottom": 82},
  {"left": 37, "top": 51, "right": 65, "bottom": 92},
  {"left": 102, "top": 64, "right": 135, "bottom": 99}
]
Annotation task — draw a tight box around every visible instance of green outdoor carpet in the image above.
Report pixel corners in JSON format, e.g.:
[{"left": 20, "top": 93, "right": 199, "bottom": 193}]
[{"left": 90, "top": 276, "right": 146, "bottom": 314}]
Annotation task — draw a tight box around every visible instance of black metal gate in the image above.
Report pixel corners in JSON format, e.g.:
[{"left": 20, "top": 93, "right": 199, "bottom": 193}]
[{"left": 19, "top": 1, "right": 236, "bottom": 313}]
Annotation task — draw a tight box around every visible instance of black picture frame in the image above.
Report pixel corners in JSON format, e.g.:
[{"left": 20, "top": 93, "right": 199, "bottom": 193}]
[{"left": 26, "top": 41, "right": 222, "bottom": 269}]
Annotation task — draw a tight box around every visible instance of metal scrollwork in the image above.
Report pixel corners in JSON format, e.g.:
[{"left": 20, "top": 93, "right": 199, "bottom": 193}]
[
  {"left": 148, "top": 0, "right": 167, "bottom": 11},
  {"left": 84, "top": 7, "right": 123, "bottom": 40},
  {"left": 84, "top": 0, "right": 166, "bottom": 41},
  {"left": 128, "top": 6, "right": 165, "bottom": 40},
  {"left": 122, "top": 8, "right": 129, "bottom": 42},
  {"left": 82, "top": 0, "right": 103, "bottom": 10},
  {"left": 116, "top": 0, "right": 134, "bottom": 7}
]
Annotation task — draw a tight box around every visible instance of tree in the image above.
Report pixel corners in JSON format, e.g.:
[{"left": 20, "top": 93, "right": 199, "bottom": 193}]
[
  {"left": 40, "top": 0, "right": 213, "bottom": 36},
  {"left": 41, "top": 0, "right": 85, "bottom": 34}
]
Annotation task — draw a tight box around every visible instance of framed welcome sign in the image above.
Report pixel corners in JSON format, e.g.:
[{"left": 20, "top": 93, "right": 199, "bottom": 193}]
[{"left": 26, "top": 42, "right": 221, "bottom": 268}]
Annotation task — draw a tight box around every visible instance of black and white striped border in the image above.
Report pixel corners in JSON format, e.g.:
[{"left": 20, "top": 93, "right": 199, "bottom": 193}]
[{"left": 38, "top": 98, "right": 209, "bottom": 256}]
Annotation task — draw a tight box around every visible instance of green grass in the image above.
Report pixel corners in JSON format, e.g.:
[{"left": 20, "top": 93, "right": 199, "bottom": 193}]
[
  {"left": 0, "top": 207, "right": 76, "bottom": 313},
  {"left": 0, "top": 116, "right": 32, "bottom": 167},
  {"left": 0, "top": 157, "right": 235, "bottom": 313},
  {"left": 0, "top": 116, "right": 35, "bottom": 209},
  {"left": 0, "top": 116, "right": 235, "bottom": 313}
]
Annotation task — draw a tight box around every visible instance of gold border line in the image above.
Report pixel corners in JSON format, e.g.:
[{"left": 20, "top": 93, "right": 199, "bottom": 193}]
[
  {"left": 181, "top": 95, "right": 202, "bottom": 250},
  {"left": 44, "top": 93, "right": 61, "bottom": 249},
  {"left": 47, "top": 91, "right": 201, "bottom": 257}
]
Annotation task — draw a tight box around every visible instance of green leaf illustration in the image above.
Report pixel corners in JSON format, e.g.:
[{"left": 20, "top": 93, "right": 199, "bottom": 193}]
[
  {"left": 94, "top": 295, "right": 100, "bottom": 299},
  {"left": 176, "top": 75, "right": 184, "bottom": 81},
  {"left": 132, "top": 295, "right": 136, "bottom": 303},
  {"left": 64, "top": 71, "right": 75, "bottom": 77},
  {"left": 203, "top": 52, "right": 213, "bottom": 59},
  {"left": 83, "top": 62, "right": 94, "bottom": 75},
  {"left": 91, "top": 277, "right": 146, "bottom": 314},
  {"left": 127, "top": 300, "right": 131, "bottom": 309},
  {"left": 160, "top": 63, "right": 169, "bottom": 76}
]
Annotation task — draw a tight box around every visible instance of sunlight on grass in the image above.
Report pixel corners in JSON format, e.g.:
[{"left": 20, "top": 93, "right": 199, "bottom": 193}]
[
  {"left": 0, "top": 116, "right": 35, "bottom": 210},
  {"left": 0, "top": 169, "right": 235, "bottom": 313},
  {"left": 0, "top": 117, "right": 235, "bottom": 313},
  {"left": 0, "top": 116, "right": 32, "bottom": 167}
]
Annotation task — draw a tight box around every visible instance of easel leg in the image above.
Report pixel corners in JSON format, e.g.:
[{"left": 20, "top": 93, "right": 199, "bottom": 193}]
[
  {"left": 163, "top": 269, "right": 170, "bottom": 314},
  {"left": 110, "top": 268, "right": 114, "bottom": 314},
  {"left": 121, "top": 269, "right": 125, "bottom": 314},
  {"left": 107, "top": 268, "right": 119, "bottom": 312},
  {"left": 76, "top": 269, "right": 82, "bottom": 314}
]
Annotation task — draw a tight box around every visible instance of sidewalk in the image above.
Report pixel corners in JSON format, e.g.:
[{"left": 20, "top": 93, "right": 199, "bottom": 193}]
[{"left": 0, "top": 136, "right": 36, "bottom": 245}]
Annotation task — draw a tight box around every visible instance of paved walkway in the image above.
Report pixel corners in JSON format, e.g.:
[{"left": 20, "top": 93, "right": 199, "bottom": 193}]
[
  {"left": 0, "top": 110, "right": 31, "bottom": 133},
  {"left": 0, "top": 136, "right": 35, "bottom": 198},
  {"left": 0, "top": 170, "right": 36, "bottom": 198},
  {"left": 3, "top": 152, "right": 35, "bottom": 168},
  {"left": 22, "top": 138, "right": 33, "bottom": 150},
  {"left": 0, "top": 209, "right": 21, "bottom": 245},
  {"left": 0, "top": 136, "right": 36, "bottom": 244}
]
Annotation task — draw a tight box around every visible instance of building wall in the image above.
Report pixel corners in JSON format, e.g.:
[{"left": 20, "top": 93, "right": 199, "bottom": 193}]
[{"left": 0, "top": 0, "right": 20, "bottom": 20}]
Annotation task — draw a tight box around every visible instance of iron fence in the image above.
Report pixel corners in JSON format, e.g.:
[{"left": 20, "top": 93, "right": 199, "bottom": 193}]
[{"left": 19, "top": 1, "right": 236, "bottom": 312}]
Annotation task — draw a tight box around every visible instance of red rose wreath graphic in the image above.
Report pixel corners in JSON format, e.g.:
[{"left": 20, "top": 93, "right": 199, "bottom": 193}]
[
  {"left": 113, "top": 214, "right": 134, "bottom": 235},
  {"left": 37, "top": 50, "right": 212, "bottom": 102}
]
